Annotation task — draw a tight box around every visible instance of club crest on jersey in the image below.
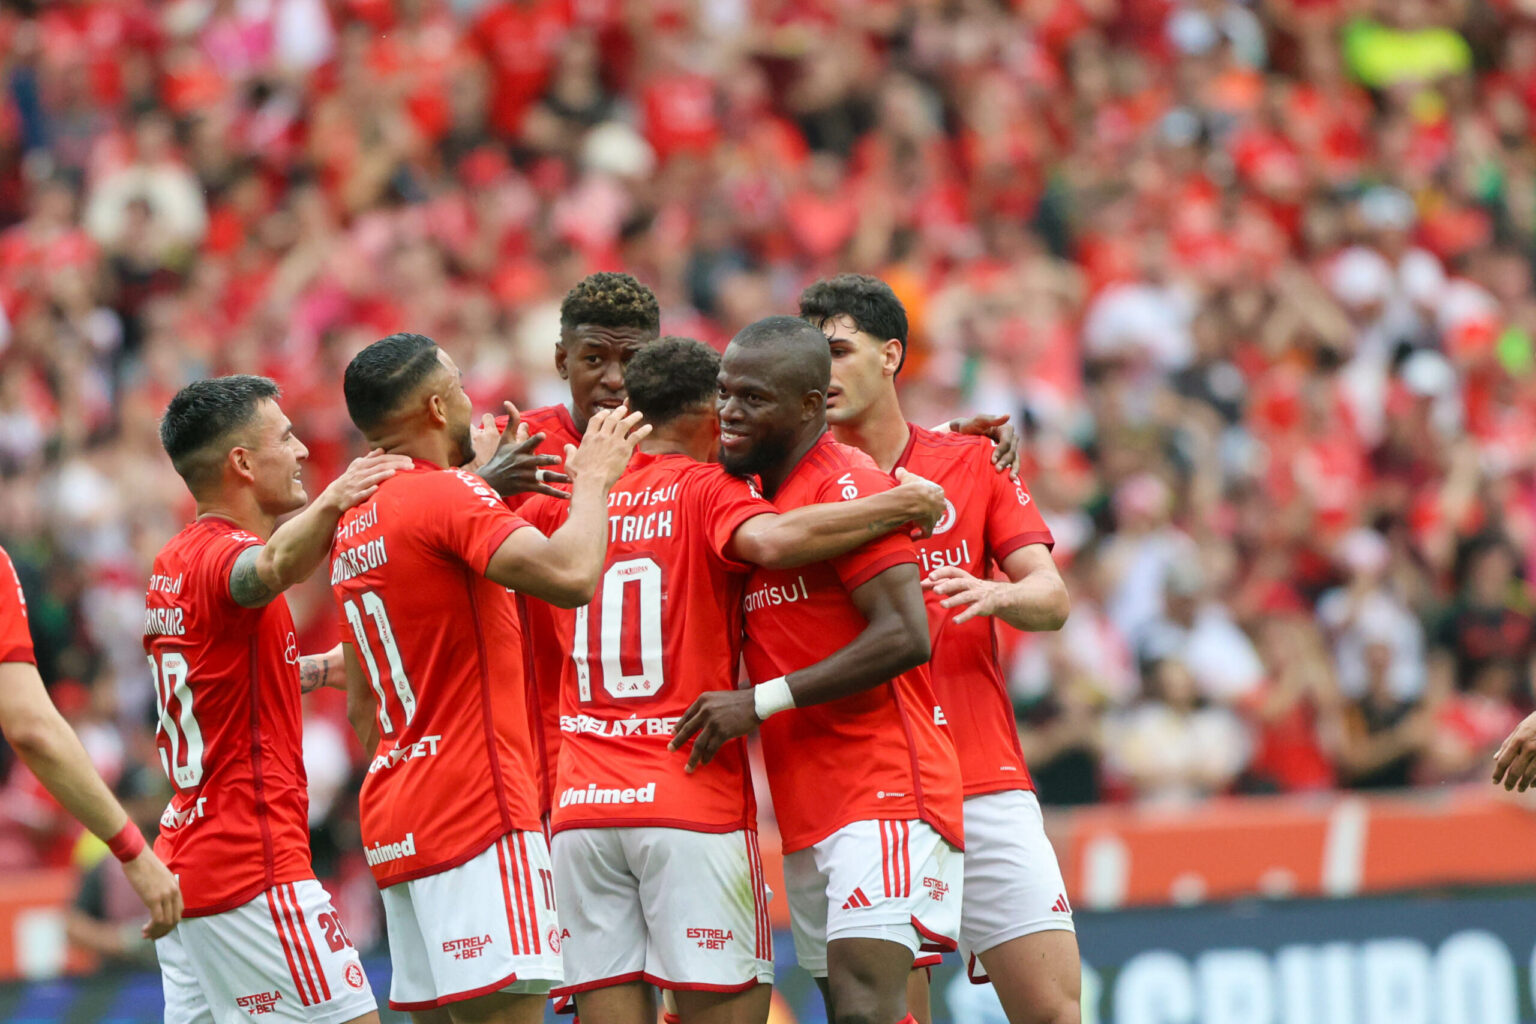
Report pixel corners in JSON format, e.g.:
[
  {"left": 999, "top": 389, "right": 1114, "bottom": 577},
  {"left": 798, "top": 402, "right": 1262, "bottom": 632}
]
[
  {"left": 548, "top": 927, "right": 569, "bottom": 954},
  {"left": 344, "top": 963, "right": 366, "bottom": 990},
  {"left": 932, "top": 499, "right": 957, "bottom": 535},
  {"left": 236, "top": 991, "right": 281, "bottom": 1016}
]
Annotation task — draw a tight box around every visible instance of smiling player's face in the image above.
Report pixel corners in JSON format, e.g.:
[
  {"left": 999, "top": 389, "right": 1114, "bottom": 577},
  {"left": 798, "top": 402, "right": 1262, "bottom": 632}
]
[
  {"left": 715, "top": 345, "right": 807, "bottom": 480},
  {"left": 243, "top": 399, "right": 310, "bottom": 516}
]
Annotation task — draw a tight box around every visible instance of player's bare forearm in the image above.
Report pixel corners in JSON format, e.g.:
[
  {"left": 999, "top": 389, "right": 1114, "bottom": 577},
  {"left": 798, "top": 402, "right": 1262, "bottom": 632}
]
[
  {"left": 487, "top": 473, "right": 611, "bottom": 606},
  {"left": 730, "top": 473, "right": 946, "bottom": 569},
  {"left": 785, "top": 564, "right": 932, "bottom": 707},
  {"left": 299, "top": 644, "right": 344, "bottom": 693},
  {"left": 924, "top": 545, "right": 1069, "bottom": 630},
  {"left": 0, "top": 662, "right": 132, "bottom": 842}
]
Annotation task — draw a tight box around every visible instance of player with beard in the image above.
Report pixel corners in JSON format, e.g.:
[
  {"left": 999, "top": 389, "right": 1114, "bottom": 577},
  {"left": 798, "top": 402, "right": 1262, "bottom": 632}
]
[
  {"left": 517, "top": 337, "right": 946, "bottom": 1024},
  {"left": 670, "top": 317, "right": 965, "bottom": 1024},
  {"left": 800, "top": 275, "right": 1078, "bottom": 1024},
  {"left": 331, "top": 333, "right": 645, "bottom": 1022},
  {"left": 148, "top": 376, "right": 408, "bottom": 1024}
]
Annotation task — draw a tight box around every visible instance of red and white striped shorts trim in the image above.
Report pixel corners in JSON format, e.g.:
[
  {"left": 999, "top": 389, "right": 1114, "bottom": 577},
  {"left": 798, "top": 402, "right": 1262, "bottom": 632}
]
[
  {"left": 879, "top": 819, "right": 913, "bottom": 899},
  {"left": 265, "top": 882, "right": 332, "bottom": 1007}
]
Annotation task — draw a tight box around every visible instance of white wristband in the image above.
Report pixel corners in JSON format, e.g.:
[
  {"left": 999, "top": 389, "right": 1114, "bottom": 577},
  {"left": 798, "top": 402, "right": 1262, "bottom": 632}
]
[{"left": 753, "top": 676, "right": 795, "bottom": 721}]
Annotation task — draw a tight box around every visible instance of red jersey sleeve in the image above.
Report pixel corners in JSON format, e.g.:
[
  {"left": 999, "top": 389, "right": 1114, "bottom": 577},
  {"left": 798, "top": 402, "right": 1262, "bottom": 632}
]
[
  {"left": 517, "top": 493, "right": 570, "bottom": 536},
  {"left": 425, "top": 468, "right": 535, "bottom": 574},
  {"left": 690, "top": 467, "right": 778, "bottom": 571},
  {"left": 0, "top": 546, "right": 34, "bottom": 665},
  {"left": 817, "top": 465, "right": 919, "bottom": 590},
  {"left": 986, "top": 471, "right": 1055, "bottom": 563}
]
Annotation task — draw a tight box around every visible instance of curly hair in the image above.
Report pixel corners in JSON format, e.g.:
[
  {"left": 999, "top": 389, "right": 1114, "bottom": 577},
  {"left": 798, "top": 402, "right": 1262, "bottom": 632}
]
[
  {"left": 559, "top": 272, "right": 661, "bottom": 336},
  {"left": 624, "top": 336, "right": 721, "bottom": 425},
  {"left": 798, "top": 273, "right": 909, "bottom": 373}
]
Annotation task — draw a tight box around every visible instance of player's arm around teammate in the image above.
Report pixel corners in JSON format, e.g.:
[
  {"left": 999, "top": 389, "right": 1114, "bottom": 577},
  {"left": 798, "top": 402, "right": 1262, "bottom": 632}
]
[
  {"left": 0, "top": 547, "right": 181, "bottom": 938},
  {"left": 727, "top": 467, "right": 947, "bottom": 565},
  {"left": 671, "top": 564, "right": 932, "bottom": 773},
  {"left": 922, "top": 544, "right": 1070, "bottom": 631}
]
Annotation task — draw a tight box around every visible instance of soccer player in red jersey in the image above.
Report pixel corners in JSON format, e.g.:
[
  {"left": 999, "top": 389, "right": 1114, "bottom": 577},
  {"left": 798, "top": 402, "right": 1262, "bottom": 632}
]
[
  {"left": 671, "top": 317, "right": 966, "bottom": 1024},
  {"left": 484, "top": 273, "right": 662, "bottom": 826},
  {"left": 331, "top": 333, "right": 645, "bottom": 1023},
  {"left": 147, "top": 376, "right": 408, "bottom": 1024},
  {"left": 800, "top": 275, "right": 1079, "bottom": 1024},
  {"left": 0, "top": 544, "right": 181, "bottom": 937},
  {"left": 518, "top": 337, "right": 946, "bottom": 1024}
]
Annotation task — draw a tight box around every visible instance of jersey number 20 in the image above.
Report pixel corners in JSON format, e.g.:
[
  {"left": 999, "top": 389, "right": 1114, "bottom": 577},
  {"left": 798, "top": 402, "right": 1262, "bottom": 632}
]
[{"left": 573, "top": 557, "right": 664, "bottom": 702}]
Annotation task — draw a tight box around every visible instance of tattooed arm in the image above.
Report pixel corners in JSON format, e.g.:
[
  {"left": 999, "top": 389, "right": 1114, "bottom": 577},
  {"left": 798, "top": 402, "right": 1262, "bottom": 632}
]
[{"left": 299, "top": 644, "right": 345, "bottom": 694}]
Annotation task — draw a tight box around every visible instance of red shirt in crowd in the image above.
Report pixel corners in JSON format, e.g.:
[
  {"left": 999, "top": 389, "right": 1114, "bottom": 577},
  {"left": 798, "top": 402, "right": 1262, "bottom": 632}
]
[
  {"left": 740, "top": 433, "right": 965, "bottom": 853},
  {"left": 331, "top": 462, "right": 541, "bottom": 888},
  {"left": 143, "top": 518, "right": 312, "bottom": 916}
]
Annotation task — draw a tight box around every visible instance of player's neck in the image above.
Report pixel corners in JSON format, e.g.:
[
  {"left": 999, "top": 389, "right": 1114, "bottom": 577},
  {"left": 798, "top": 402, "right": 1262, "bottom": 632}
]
[
  {"left": 565, "top": 402, "right": 588, "bottom": 435},
  {"left": 193, "top": 493, "right": 276, "bottom": 541},
  {"left": 830, "top": 391, "right": 909, "bottom": 473},
  {"left": 760, "top": 424, "right": 829, "bottom": 498},
  {"left": 369, "top": 430, "right": 455, "bottom": 470}
]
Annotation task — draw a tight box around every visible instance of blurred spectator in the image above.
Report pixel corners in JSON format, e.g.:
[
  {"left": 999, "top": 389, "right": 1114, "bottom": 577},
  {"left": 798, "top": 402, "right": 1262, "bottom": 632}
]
[
  {"left": 1104, "top": 658, "right": 1254, "bottom": 805},
  {"left": 1317, "top": 529, "right": 1427, "bottom": 700},
  {"left": 1337, "top": 639, "right": 1433, "bottom": 789}
]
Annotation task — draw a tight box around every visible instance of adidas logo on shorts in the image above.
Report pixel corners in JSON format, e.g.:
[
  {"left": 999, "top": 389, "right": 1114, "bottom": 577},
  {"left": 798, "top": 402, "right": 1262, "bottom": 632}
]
[
  {"left": 1051, "top": 894, "right": 1071, "bottom": 914},
  {"left": 841, "top": 887, "right": 873, "bottom": 910}
]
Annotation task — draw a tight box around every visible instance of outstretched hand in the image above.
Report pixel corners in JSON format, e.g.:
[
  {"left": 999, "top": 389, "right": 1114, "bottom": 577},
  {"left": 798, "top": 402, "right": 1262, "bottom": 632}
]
[
  {"left": 565, "top": 405, "right": 650, "bottom": 490},
  {"left": 477, "top": 402, "right": 571, "bottom": 500}
]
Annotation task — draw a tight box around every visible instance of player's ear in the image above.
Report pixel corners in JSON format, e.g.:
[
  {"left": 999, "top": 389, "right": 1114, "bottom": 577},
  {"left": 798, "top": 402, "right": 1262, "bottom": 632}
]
[
  {"left": 803, "top": 389, "right": 825, "bottom": 423},
  {"left": 883, "top": 339, "right": 903, "bottom": 377},
  {"left": 554, "top": 340, "right": 569, "bottom": 381},
  {"left": 227, "top": 444, "right": 256, "bottom": 484}
]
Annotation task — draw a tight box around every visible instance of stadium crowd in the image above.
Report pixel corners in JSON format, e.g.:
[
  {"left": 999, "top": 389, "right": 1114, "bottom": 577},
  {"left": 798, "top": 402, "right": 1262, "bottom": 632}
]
[{"left": 2, "top": 0, "right": 1535, "bottom": 945}]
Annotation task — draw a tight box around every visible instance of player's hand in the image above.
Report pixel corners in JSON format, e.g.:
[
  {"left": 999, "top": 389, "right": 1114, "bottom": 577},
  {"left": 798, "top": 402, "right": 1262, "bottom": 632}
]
[
  {"left": 1493, "top": 710, "right": 1536, "bottom": 791},
  {"left": 320, "top": 450, "right": 414, "bottom": 513},
  {"left": 565, "top": 405, "right": 650, "bottom": 491},
  {"left": 669, "top": 690, "right": 759, "bottom": 773},
  {"left": 121, "top": 846, "right": 183, "bottom": 939},
  {"left": 464, "top": 412, "right": 504, "bottom": 472},
  {"left": 923, "top": 565, "right": 1006, "bottom": 625},
  {"left": 477, "top": 402, "right": 570, "bottom": 499},
  {"left": 945, "top": 413, "right": 1020, "bottom": 477},
  {"left": 892, "top": 468, "right": 946, "bottom": 539}
]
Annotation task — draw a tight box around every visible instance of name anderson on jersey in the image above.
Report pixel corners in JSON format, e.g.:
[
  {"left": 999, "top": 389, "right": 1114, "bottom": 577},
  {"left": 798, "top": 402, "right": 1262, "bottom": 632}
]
[
  {"left": 331, "top": 537, "right": 389, "bottom": 585},
  {"left": 143, "top": 606, "right": 186, "bottom": 636}
]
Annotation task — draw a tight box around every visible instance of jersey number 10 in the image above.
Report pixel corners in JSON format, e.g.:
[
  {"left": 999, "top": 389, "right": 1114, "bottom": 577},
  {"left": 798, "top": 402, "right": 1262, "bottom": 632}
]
[{"left": 572, "top": 557, "right": 665, "bottom": 702}]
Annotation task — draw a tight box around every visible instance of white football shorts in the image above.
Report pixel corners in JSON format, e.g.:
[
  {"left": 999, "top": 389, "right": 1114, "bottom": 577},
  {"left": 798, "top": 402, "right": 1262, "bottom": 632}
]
[
  {"left": 550, "top": 826, "right": 774, "bottom": 996},
  {"left": 957, "top": 789, "right": 1075, "bottom": 982},
  {"left": 157, "top": 879, "right": 376, "bottom": 1024},
  {"left": 380, "top": 830, "right": 563, "bottom": 1011},
  {"left": 783, "top": 818, "right": 962, "bottom": 978}
]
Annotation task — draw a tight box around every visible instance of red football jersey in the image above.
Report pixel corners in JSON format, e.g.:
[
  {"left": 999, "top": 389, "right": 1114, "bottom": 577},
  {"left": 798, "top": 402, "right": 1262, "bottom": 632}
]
[
  {"left": 0, "top": 545, "right": 34, "bottom": 664},
  {"left": 495, "top": 403, "right": 583, "bottom": 818},
  {"left": 741, "top": 433, "right": 964, "bottom": 854},
  {"left": 897, "top": 425, "right": 1056, "bottom": 797},
  {"left": 520, "top": 452, "right": 775, "bottom": 833},
  {"left": 143, "top": 518, "right": 311, "bottom": 916},
  {"left": 331, "top": 460, "right": 542, "bottom": 888}
]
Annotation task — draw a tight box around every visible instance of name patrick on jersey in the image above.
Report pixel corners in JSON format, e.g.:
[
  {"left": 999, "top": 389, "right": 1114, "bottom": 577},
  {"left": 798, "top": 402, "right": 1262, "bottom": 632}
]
[{"left": 606, "top": 482, "right": 679, "bottom": 542}]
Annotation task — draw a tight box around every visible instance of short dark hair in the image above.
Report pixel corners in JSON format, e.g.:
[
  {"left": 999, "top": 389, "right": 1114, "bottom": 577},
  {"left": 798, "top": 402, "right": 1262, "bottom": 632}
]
[
  {"left": 624, "top": 336, "right": 720, "bottom": 425},
  {"left": 729, "top": 315, "right": 832, "bottom": 394},
  {"left": 160, "top": 375, "right": 280, "bottom": 489},
  {"left": 799, "top": 273, "right": 910, "bottom": 373},
  {"left": 344, "top": 333, "right": 443, "bottom": 435},
  {"left": 559, "top": 272, "right": 661, "bottom": 336}
]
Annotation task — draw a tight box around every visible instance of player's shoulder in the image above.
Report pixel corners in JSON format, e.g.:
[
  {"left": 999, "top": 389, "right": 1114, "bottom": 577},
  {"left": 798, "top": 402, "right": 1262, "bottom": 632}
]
[
  {"left": 908, "top": 423, "right": 995, "bottom": 458},
  {"left": 165, "top": 518, "right": 261, "bottom": 562},
  {"left": 807, "top": 437, "right": 882, "bottom": 476}
]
